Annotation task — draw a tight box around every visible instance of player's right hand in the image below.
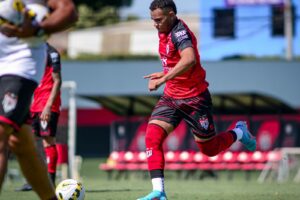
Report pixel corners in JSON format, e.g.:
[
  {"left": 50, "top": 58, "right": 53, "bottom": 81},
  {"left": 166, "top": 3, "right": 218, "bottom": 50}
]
[{"left": 0, "top": 9, "right": 38, "bottom": 38}]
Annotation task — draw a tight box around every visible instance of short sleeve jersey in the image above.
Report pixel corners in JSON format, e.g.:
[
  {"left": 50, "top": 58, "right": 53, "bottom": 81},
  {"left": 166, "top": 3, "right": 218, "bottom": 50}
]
[
  {"left": 158, "top": 19, "right": 208, "bottom": 99},
  {"left": 30, "top": 44, "right": 61, "bottom": 113}
]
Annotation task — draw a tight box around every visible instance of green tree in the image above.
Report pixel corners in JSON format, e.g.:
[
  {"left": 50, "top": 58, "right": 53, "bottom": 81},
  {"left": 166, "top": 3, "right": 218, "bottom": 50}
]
[
  {"left": 74, "top": 0, "right": 132, "bottom": 10},
  {"left": 74, "top": 0, "right": 133, "bottom": 28}
]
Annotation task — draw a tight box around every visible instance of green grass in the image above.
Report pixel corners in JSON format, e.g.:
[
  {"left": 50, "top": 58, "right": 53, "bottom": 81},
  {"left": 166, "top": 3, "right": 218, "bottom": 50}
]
[{"left": 2, "top": 159, "right": 300, "bottom": 200}]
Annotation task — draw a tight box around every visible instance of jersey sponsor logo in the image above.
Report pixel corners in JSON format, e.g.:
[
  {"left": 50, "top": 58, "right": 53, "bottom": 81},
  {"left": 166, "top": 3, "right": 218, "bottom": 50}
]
[
  {"left": 2, "top": 92, "right": 18, "bottom": 113},
  {"left": 174, "top": 30, "right": 189, "bottom": 42},
  {"left": 199, "top": 115, "right": 209, "bottom": 130}
]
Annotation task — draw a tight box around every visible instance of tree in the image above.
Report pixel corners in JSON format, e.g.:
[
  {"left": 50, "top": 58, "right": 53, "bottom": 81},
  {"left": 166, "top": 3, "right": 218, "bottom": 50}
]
[
  {"left": 74, "top": 0, "right": 132, "bottom": 10},
  {"left": 73, "top": 0, "right": 133, "bottom": 28}
]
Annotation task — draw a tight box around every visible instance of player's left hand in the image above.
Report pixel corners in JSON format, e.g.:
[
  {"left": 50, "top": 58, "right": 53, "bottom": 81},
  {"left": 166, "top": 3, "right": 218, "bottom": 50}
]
[
  {"left": 0, "top": 9, "right": 38, "bottom": 38},
  {"left": 40, "top": 107, "right": 51, "bottom": 122}
]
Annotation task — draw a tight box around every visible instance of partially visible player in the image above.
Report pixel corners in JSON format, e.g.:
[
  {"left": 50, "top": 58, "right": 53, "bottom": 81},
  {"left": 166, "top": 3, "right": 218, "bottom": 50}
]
[
  {"left": 0, "top": 0, "right": 78, "bottom": 38},
  {"left": 32, "top": 42, "right": 61, "bottom": 186},
  {"left": 16, "top": 43, "right": 62, "bottom": 192},
  {"left": 137, "top": 1, "right": 256, "bottom": 200},
  {"left": 0, "top": 0, "right": 77, "bottom": 199}
]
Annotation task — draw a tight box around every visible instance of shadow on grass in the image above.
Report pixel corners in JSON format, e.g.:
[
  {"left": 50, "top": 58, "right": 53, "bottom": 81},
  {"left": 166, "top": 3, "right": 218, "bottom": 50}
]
[{"left": 86, "top": 189, "right": 143, "bottom": 193}]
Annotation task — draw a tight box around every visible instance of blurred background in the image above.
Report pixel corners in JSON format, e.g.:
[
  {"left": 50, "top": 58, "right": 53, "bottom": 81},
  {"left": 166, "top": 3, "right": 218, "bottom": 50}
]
[
  {"left": 3, "top": 1, "right": 300, "bottom": 199},
  {"left": 23, "top": 0, "right": 300, "bottom": 185}
]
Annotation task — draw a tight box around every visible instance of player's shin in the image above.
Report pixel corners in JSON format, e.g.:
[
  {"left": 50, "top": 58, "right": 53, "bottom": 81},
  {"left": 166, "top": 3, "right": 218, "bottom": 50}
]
[
  {"left": 9, "top": 125, "right": 55, "bottom": 200},
  {"left": 45, "top": 145, "right": 58, "bottom": 185},
  {"left": 145, "top": 124, "right": 167, "bottom": 192}
]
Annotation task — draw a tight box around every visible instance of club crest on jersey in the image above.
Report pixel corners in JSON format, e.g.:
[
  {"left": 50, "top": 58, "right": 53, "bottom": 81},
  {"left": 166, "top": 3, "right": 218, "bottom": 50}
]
[
  {"left": 40, "top": 120, "right": 48, "bottom": 130},
  {"left": 2, "top": 92, "right": 18, "bottom": 113},
  {"left": 161, "top": 57, "right": 168, "bottom": 67},
  {"left": 199, "top": 115, "right": 209, "bottom": 130},
  {"left": 50, "top": 52, "right": 59, "bottom": 63}
]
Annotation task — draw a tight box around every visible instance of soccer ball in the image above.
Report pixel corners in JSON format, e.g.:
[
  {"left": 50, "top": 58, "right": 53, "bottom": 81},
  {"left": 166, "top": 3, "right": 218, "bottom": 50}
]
[
  {"left": 55, "top": 179, "right": 85, "bottom": 200},
  {"left": 0, "top": 0, "right": 49, "bottom": 26}
]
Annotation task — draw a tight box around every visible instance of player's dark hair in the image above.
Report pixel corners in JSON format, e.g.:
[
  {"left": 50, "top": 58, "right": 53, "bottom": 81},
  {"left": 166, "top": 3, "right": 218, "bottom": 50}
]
[{"left": 150, "top": 0, "right": 177, "bottom": 14}]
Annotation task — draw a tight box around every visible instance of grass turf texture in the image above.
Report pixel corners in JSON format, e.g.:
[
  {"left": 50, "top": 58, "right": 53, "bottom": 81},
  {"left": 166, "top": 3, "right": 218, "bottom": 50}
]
[{"left": 2, "top": 158, "right": 300, "bottom": 200}]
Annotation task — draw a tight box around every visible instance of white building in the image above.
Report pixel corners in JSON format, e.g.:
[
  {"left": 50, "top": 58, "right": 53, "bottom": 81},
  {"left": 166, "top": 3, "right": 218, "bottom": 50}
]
[{"left": 66, "top": 14, "right": 200, "bottom": 58}]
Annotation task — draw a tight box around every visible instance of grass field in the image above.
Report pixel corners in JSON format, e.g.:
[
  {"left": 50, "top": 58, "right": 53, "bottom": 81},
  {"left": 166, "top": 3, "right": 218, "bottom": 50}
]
[{"left": 2, "top": 158, "right": 300, "bottom": 200}]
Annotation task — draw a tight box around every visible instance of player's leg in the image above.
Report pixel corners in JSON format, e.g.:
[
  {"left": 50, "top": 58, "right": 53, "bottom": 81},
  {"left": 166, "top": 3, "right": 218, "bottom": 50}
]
[
  {"left": 15, "top": 113, "right": 39, "bottom": 192},
  {"left": 137, "top": 96, "right": 180, "bottom": 200},
  {"left": 137, "top": 120, "right": 170, "bottom": 200},
  {"left": 43, "top": 136, "right": 58, "bottom": 185},
  {"left": 8, "top": 124, "right": 57, "bottom": 200},
  {"left": 184, "top": 90, "right": 256, "bottom": 155},
  {"left": 0, "top": 75, "right": 57, "bottom": 199},
  {"left": 40, "top": 112, "right": 59, "bottom": 185},
  {"left": 0, "top": 124, "right": 12, "bottom": 190},
  {"left": 0, "top": 75, "right": 18, "bottom": 190},
  {"left": 189, "top": 108, "right": 237, "bottom": 156}
]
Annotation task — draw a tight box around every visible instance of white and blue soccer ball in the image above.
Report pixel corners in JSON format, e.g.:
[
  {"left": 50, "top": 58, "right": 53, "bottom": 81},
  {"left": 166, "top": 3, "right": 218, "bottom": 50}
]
[
  {"left": 0, "top": 0, "right": 49, "bottom": 26},
  {"left": 55, "top": 179, "right": 85, "bottom": 200}
]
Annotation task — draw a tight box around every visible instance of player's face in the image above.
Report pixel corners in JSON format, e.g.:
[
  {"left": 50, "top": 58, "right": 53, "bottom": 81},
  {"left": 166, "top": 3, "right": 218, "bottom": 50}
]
[{"left": 150, "top": 8, "right": 175, "bottom": 33}]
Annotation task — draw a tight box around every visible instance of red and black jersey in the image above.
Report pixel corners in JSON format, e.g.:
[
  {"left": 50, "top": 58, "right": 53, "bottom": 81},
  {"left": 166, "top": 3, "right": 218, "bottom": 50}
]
[
  {"left": 158, "top": 19, "right": 208, "bottom": 99},
  {"left": 30, "top": 44, "right": 61, "bottom": 113}
]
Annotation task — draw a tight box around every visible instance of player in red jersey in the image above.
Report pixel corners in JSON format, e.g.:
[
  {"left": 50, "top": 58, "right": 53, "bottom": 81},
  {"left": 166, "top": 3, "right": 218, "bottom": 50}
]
[
  {"left": 16, "top": 43, "right": 62, "bottom": 191},
  {"left": 31, "top": 43, "right": 61, "bottom": 185},
  {"left": 137, "top": 1, "right": 256, "bottom": 200}
]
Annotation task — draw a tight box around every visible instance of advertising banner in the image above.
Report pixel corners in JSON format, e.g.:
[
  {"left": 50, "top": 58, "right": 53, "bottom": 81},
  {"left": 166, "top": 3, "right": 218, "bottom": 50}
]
[{"left": 226, "top": 0, "right": 284, "bottom": 6}]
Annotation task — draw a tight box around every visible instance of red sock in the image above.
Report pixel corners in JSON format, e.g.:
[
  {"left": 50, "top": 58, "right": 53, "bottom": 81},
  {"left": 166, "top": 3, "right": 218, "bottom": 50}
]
[
  {"left": 45, "top": 145, "right": 58, "bottom": 174},
  {"left": 196, "top": 131, "right": 236, "bottom": 157},
  {"left": 145, "top": 124, "right": 168, "bottom": 171}
]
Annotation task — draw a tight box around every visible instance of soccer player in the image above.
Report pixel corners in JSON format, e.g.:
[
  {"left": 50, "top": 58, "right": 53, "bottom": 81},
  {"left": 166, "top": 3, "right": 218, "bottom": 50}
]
[
  {"left": 17, "top": 43, "right": 62, "bottom": 192},
  {"left": 137, "top": 1, "right": 256, "bottom": 200},
  {"left": 0, "top": 0, "right": 77, "bottom": 199}
]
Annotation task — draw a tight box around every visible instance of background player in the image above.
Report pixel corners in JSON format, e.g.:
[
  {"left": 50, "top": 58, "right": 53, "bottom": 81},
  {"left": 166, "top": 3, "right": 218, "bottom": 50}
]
[
  {"left": 17, "top": 43, "right": 62, "bottom": 191},
  {"left": 0, "top": 0, "right": 77, "bottom": 199},
  {"left": 137, "top": 1, "right": 256, "bottom": 199}
]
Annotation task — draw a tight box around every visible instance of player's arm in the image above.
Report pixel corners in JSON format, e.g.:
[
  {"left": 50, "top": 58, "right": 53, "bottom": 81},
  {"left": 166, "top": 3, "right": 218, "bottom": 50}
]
[
  {"left": 40, "top": 46, "right": 62, "bottom": 121},
  {"left": 146, "top": 47, "right": 196, "bottom": 91},
  {"left": 40, "top": 71, "right": 61, "bottom": 122},
  {"left": 161, "top": 47, "right": 196, "bottom": 81},
  {"left": 42, "top": 0, "right": 78, "bottom": 34},
  {"left": 0, "top": 0, "right": 78, "bottom": 38}
]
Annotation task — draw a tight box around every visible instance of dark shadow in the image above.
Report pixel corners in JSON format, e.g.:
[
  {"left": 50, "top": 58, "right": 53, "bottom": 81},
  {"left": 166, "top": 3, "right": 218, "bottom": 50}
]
[{"left": 86, "top": 189, "right": 143, "bottom": 193}]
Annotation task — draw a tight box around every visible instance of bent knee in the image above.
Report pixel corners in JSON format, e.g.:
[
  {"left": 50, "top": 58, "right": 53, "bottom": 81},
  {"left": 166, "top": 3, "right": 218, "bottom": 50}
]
[{"left": 196, "top": 138, "right": 219, "bottom": 157}]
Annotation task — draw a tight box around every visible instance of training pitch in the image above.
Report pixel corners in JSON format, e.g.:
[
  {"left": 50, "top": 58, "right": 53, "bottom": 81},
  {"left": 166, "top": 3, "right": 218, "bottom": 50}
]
[{"left": 2, "top": 159, "right": 300, "bottom": 200}]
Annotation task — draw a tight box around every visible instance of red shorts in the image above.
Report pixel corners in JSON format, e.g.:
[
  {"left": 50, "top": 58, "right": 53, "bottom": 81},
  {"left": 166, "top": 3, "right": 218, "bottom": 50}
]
[{"left": 150, "top": 89, "right": 216, "bottom": 139}]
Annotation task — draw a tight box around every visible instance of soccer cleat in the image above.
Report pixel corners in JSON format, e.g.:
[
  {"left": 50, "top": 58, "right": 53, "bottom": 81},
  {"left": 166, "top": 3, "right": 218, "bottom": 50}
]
[
  {"left": 235, "top": 121, "right": 256, "bottom": 151},
  {"left": 137, "top": 190, "right": 167, "bottom": 200},
  {"left": 15, "top": 183, "right": 32, "bottom": 192}
]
